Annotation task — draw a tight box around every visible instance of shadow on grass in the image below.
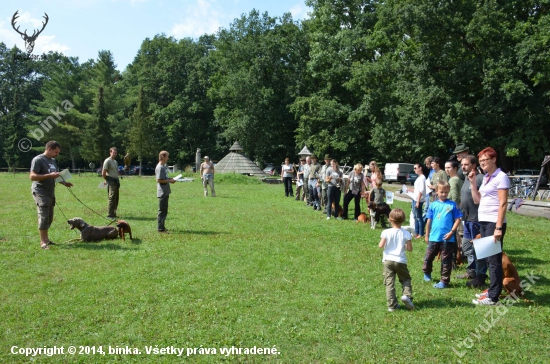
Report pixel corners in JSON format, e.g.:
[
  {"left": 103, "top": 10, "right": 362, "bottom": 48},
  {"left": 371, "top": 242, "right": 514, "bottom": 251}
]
[
  {"left": 121, "top": 216, "right": 156, "bottom": 221},
  {"left": 169, "top": 229, "right": 229, "bottom": 235},
  {"left": 61, "top": 242, "right": 139, "bottom": 251}
]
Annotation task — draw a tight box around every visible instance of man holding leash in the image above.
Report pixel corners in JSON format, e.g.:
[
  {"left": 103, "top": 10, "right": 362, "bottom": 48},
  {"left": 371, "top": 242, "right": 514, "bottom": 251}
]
[
  {"left": 200, "top": 156, "right": 216, "bottom": 197},
  {"left": 30, "top": 141, "right": 73, "bottom": 250},
  {"left": 102, "top": 147, "right": 120, "bottom": 219}
]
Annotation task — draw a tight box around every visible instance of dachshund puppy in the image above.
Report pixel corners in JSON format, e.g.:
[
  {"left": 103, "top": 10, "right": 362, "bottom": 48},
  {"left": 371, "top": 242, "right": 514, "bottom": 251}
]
[
  {"left": 116, "top": 220, "right": 132, "bottom": 241},
  {"left": 356, "top": 212, "right": 369, "bottom": 224}
]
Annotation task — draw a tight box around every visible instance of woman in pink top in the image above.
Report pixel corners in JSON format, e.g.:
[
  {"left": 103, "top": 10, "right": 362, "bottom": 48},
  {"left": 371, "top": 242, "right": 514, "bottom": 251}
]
[{"left": 468, "top": 147, "right": 510, "bottom": 306}]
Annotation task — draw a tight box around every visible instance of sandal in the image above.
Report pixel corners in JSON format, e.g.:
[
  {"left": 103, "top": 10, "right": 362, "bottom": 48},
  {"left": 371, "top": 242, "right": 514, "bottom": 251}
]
[{"left": 41, "top": 243, "right": 50, "bottom": 250}]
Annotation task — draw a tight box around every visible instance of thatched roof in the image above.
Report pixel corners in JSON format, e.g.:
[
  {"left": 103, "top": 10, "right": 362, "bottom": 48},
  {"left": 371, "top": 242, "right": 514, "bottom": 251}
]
[
  {"left": 215, "top": 151, "right": 265, "bottom": 176},
  {"left": 229, "top": 141, "right": 244, "bottom": 151},
  {"left": 298, "top": 145, "right": 312, "bottom": 156}
]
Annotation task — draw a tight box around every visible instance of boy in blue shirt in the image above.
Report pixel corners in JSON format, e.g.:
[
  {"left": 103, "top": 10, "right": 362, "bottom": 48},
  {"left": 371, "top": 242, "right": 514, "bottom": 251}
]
[{"left": 423, "top": 180, "right": 462, "bottom": 288}]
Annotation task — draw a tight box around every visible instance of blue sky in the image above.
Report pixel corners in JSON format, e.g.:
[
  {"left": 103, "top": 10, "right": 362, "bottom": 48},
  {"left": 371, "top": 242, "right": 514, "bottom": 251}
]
[{"left": 0, "top": 0, "right": 310, "bottom": 71}]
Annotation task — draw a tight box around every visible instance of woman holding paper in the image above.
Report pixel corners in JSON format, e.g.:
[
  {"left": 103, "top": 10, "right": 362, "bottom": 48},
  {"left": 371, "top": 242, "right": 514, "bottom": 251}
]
[{"left": 469, "top": 147, "right": 510, "bottom": 306}]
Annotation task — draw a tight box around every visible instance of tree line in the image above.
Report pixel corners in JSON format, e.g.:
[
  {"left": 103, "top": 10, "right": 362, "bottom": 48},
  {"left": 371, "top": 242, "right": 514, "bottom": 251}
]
[{"left": 1, "top": 0, "right": 549, "bottom": 172}]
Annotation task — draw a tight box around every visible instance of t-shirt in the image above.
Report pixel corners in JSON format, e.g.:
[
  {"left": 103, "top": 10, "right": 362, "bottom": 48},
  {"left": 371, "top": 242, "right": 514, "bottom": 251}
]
[
  {"left": 303, "top": 163, "right": 310, "bottom": 179},
  {"left": 448, "top": 176, "right": 463, "bottom": 204},
  {"left": 478, "top": 168, "right": 510, "bottom": 223},
  {"left": 282, "top": 164, "right": 294, "bottom": 178},
  {"left": 431, "top": 169, "right": 447, "bottom": 189},
  {"left": 413, "top": 174, "right": 426, "bottom": 202},
  {"left": 381, "top": 228, "right": 412, "bottom": 264},
  {"left": 297, "top": 165, "right": 304, "bottom": 181},
  {"left": 325, "top": 167, "right": 342, "bottom": 187},
  {"left": 31, "top": 154, "right": 58, "bottom": 197},
  {"left": 156, "top": 163, "right": 171, "bottom": 198},
  {"left": 103, "top": 158, "right": 119, "bottom": 179},
  {"left": 309, "top": 163, "right": 321, "bottom": 180},
  {"left": 320, "top": 164, "right": 330, "bottom": 188},
  {"left": 371, "top": 187, "right": 386, "bottom": 205},
  {"left": 426, "top": 199, "right": 463, "bottom": 242},
  {"left": 349, "top": 172, "right": 364, "bottom": 194},
  {"left": 460, "top": 173, "right": 483, "bottom": 222}
]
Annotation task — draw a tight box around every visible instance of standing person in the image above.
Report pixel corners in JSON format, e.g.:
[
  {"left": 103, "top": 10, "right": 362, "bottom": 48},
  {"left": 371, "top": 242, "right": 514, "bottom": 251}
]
[
  {"left": 156, "top": 151, "right": 176, "bottom": 233},
  {"left": 379, "top": 208, "right": 415, "bottom": 312},
  {"left": 367, "top": 161, "right": 383, "bottom": 190},
  {"left": 200, "top": 156, "right": 216, "bottom": 197},
  {"left": 428, "top": 157, "right": 447, "bottom": 201},
  {"left": 423, "top": 180, "right": 462, "bottom": 289},
  {"left": 320, "top": 155, "right": 332, "bottom": 212},
  {"left": 445, "top": 159, "right": 463, "bottom": 204},
  {"left": 302, "top": 156, "right": 311, "bottom": 204},
  {"left": 452, "top": 143, "right": 470, "bottom": 181},
  {"left": 325, "top": 159, "right": 343, "bottom": 220},
  {"left": 445, "top": 159, "right": 463, "bottom": 268},
  {"left": 308, "top": 155, "right": 321, "bottom": 210},
  {"left": 30, "top": 141, "right": 74, "bottom": 250},
  {"left": 470, "top": 147, "right": 510, "bottom": 305},
  {"left": 370, "top": 179, "right": 390, "bottom": 228},
  {"left": 412, "top": 163, "right": 426, "bottom": 238},
  {"left": 457, "top": 155, "right": 484, "bottom": 281},
  {"left": 343, "top": 164, "right": 367, "bottom": 220},
  {"left": 102, "top": 147, "right": 120, "bottom": 219},
  {"left": 295, "top": 158, "right": 306, "bottom": 201},
  {"left": 281, "top": 158, "right": 294, "bottom": 197}
]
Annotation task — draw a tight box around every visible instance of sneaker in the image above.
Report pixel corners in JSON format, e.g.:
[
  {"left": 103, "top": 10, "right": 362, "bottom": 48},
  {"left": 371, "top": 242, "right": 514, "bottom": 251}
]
[
  {"left": 326, "top": 217, "right": 331, "bottom": 220},
  {"left": 472, "top": 297, "right": 496, "bottom": 305},
  {"left": 423, "top": 273, "right": 432, "bottom": 282},
  {"left": 401, "top": 296, "right": 415, "bottom": 310},
  {"left": 433, "top": 281, "right": 448, "bottom": 289},
  {"left": 388, "top": 304, "right": 401, "bottom": 312},
  {"left": 475, "top": 289, "right": 489, "bottom": 299}
]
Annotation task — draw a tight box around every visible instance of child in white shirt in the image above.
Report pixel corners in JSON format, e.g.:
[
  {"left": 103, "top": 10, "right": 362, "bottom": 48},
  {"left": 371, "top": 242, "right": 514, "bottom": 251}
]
[{"left": 378, "top": 208, "right": 415, "bottom": 312}]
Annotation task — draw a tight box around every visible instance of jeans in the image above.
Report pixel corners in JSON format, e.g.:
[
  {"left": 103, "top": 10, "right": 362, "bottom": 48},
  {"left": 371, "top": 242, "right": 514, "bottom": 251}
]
[
  {"left": 480, "top": 221, "right": 507, "bottom": 302},
  {"left": 309, "top": 179, "right": 319, "bottom": 207},
  {"left": 423, "top": 241, "right": 454, "bottom": 284},
  {"left": 463, "top": 221, "right": 481, "bottom": 277},
  {"left": 343, "top": 190, "right": 361, "bottom": 219},
  {"left": 326, "top": 186, "right": 341, "bottom": 218},
  {"left": 283, "top": 177, "right": 293, "bottom": 197},
  {"left": 412, "top": 200, "right": 425, "bottom": 236}
]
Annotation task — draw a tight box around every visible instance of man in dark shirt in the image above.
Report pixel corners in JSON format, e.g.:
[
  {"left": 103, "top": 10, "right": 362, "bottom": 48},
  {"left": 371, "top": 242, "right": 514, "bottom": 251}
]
[
  {"left": 30, "top": 141, "right": 73, "bottom": 250},
  {"left": 457, "top": 155, "right": 485, "bottom": 283}
]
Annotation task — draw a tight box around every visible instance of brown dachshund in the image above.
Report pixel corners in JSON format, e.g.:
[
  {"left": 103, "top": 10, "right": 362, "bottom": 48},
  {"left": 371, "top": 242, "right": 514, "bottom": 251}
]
[
  {"left": 330, "top": 202, "right": 343, "bottom": 218},
  {"left": 116, "top": 220, "right": 132, "bottom": 241}
]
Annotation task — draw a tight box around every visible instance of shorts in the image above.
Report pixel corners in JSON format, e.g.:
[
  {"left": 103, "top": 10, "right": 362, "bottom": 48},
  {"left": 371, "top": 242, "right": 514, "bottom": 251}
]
[{"left": 33, "top": 192, "right": 55, "bottom": 230}]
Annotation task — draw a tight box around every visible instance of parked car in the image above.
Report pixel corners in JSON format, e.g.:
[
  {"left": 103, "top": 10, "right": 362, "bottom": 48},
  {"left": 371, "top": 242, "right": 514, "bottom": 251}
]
[
  {"left": 384, "top": 163, "right": 415, "bottom": 184},
  {"left": 406, "top": 172, "right": 419, "bottom": 185},
  {"left": 263, "top": 164, "right": 282, "bottom": 176},
  {"left": 131, "top": 165, "right": 156, "bottom": 176}
]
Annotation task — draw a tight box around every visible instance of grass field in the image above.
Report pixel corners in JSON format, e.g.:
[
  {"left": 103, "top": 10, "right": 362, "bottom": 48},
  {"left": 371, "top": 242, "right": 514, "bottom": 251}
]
[{"left": 1, "top": 172, "right": 549, "bottom": 363}]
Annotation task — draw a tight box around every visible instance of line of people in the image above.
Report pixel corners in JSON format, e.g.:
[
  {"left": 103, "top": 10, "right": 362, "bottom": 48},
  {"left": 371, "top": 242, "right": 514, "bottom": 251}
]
[{"left": 283, "top": 154, "right": 387, "bottom": 222}]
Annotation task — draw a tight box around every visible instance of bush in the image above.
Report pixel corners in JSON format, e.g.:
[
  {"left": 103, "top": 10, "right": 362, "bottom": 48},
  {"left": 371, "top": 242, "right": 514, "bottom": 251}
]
[{"left": 214, "top": 172, "right": 262, "bottom": 185}]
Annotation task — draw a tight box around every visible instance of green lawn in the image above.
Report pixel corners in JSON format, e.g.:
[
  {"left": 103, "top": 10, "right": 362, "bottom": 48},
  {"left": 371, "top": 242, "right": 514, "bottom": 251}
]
[{"left": 1, "top": 172, "right": 549, "bottom": 363}]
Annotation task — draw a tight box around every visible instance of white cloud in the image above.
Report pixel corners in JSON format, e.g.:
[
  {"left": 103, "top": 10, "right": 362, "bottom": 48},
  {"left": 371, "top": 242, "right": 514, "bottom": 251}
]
[
  {"left": 289, "top": 3, "right": 310, "bottom": 20},
  {"left": 170, "top": 0, "right": 223, "bottom": 39},
  {"left": 0, "top": 14, "right": 69, "bottom": 55}
]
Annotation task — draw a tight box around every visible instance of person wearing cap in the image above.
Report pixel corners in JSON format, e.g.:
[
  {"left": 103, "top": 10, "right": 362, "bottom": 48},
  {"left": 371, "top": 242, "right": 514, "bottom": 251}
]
[
  {"left": 308, "top": 155, "right": 322, "bottom": 210},
  {"left": 319, "top": 154, "right": 332, "bottom": 213},
  {"left": 302, "top": 156, "right": 311, "bottom": 205},
  {"left": 200, "top": 156, "right": 216, "bottom": 197},
  {"left": 452, "top": 143, "right": 470, "bottom": 181},
  {"left": 295, "top": 158, "right": 306, "bottom": 201}
]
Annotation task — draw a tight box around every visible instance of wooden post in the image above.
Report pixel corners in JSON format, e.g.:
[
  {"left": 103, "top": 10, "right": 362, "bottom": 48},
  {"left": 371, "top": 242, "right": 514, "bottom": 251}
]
[{"left": 532, "top": 155, "right": 550, "bottom": 201}]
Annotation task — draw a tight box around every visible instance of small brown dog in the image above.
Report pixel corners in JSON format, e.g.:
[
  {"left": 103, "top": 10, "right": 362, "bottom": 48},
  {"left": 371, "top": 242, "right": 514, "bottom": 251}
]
[
  {"left": 501, "top": 252, "right": 526, "bottom": 299},
  {"left": 116, "top": 220, "right": 132, "bottom": 241},
  {"left": 357, "top": 212, "right": 369, "bottom": 224},
  {"left": 330, "top": 202, "right": 343, "bottom": 217}
]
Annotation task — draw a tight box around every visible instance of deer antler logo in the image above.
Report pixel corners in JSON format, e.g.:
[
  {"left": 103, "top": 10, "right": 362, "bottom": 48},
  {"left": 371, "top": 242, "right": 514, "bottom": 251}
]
[{"left": 11, "top": 11, "right": 49, "bottom": 54}]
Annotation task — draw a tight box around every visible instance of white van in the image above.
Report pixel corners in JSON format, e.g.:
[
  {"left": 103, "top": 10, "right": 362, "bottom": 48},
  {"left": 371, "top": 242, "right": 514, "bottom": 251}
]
[{"left": 384, "top": 163, "right": 415, "bottom": 184}]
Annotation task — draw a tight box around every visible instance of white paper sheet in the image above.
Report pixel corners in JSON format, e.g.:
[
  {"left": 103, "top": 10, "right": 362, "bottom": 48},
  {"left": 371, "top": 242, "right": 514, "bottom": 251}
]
[
  {"left": 98, "top": 181, "right": 108, "bottom": 189},
  {"left": 55, "top": 169, "right": 72, "bottom": 183},
  {"left": 473, "top": 235, "right": 502, "bottom": 259},
  {"left": 173, "top": 174, "right": 183, "bottom": 181},
  {"left": 386, "top": 191, "right": 394, "bottom": 204}
]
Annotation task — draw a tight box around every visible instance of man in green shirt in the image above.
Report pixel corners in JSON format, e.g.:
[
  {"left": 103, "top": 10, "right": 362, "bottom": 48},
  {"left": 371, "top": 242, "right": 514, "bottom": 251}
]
[{"left": 102, "top": 147, "right": 120, "bottom": 219}]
